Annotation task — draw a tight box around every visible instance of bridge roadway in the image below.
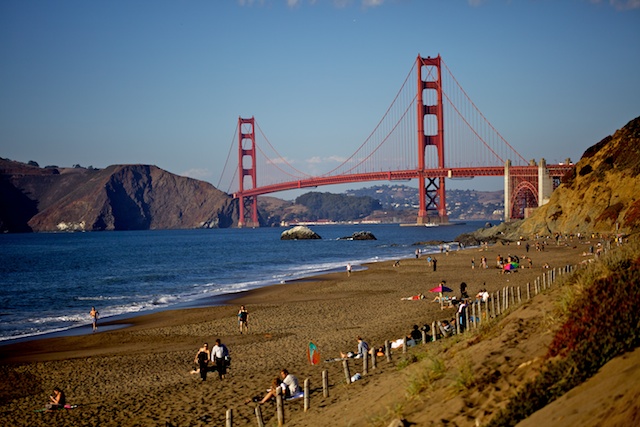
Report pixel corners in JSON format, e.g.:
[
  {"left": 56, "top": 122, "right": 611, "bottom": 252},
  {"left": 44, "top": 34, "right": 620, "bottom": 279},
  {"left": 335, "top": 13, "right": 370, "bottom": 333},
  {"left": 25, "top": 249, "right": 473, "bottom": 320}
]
[{"left": 235, "top": 165, "right": 571, "bottom": 198}]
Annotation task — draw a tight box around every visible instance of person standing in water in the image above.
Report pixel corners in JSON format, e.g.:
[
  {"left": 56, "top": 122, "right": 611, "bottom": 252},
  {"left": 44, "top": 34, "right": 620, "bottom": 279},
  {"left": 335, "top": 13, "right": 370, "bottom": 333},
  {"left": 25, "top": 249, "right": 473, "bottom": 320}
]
[{"left": 90, "top": 306, "right": 99, "bottom": 332}]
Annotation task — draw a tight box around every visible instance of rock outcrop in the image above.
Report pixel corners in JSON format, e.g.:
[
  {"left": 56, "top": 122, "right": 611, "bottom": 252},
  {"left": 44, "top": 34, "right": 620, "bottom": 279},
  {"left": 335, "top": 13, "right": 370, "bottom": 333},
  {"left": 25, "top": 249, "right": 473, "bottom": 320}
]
[
  {"left": 0, "top": 159, "right": 238, "bottom": 232},
  {"left": 280, "top": 225, "right": 322, "bottom": 240},
  {"left": 338, "top": 231, "right": 377, "bottom": 240}
]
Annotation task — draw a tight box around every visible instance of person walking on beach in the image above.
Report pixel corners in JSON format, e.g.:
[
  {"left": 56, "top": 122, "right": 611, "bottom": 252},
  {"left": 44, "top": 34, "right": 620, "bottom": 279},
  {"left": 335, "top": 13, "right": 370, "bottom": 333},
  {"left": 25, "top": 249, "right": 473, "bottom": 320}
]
[
  {"left": 237, "top": 305, "right": 248, "bottom": 334},
  {"left": 194, "top": 343, "right": 210, "bottom": 381},
  {"left": 90, "top": 306, "right": 99, "bottom": 332},
  {"left": 211, "top": 338, "right": 230, "bottom": 380},
  {"left": 346, "top": 263, "right": 352, "bottom": 276},
  {"left": 432, "top": 257, "right": 438, "bottom": 272}
]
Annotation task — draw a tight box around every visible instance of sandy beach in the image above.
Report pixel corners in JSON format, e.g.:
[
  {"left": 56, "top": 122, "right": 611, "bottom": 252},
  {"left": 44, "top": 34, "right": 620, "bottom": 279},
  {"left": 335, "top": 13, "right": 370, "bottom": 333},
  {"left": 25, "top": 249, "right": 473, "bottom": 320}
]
[{"left": 0, "top": 240, "right": 594, "bottom": 426}]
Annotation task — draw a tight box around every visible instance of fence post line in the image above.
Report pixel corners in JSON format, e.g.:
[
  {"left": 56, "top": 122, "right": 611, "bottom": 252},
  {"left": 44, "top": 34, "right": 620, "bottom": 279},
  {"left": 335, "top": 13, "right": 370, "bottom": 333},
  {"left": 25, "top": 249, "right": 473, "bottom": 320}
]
[
  {"left": 304, "top": 378, "right": 310, "bottom": 412},
  {"left": 226, "top": 408, "right": 232, "bottom": 427},
  {"left": 255, "top": 405, "right": 265, "bottom": 427},
  {"left": 342, "top": 359, "right": 351, "bottom": 384},
  {"left": 276, "top": 393, "right": 284, "bottom": 426},
  {"left": 322, "top": 370, "right": 329, "bottom": 398}
]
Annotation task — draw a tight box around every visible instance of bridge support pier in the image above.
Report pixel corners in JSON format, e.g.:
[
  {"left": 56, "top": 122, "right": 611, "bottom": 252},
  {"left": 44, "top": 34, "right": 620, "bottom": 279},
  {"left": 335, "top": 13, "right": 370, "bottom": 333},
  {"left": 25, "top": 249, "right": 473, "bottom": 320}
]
[
  {"left": 538, "top": 158, "right": 553, "bottom": 207},
  {"left": 237, "top": 117, "right": 260, "bottom": 228},
  {"left": 416, "top": 55, "right": 448, "bottom": 224},
  {"left": 504, "top": 160, "right": 511, "bottom": 222}
]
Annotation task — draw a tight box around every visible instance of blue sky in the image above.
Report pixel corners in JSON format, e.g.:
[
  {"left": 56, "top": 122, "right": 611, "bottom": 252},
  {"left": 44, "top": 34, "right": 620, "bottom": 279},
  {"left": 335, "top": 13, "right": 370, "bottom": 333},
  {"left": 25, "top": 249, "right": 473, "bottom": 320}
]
[{"left": 1, "top": 0, "right": 639, "bottom": 196}]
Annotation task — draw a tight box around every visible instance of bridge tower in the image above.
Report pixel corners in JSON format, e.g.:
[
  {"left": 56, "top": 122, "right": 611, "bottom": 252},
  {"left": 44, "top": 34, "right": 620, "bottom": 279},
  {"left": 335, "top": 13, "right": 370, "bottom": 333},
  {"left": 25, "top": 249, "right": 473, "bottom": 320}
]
[
  {"left": 237, "top": 117, "right": 259, "bottom": 227},
  {"left": 416, "top": 55, "right": 448, "bottom": 224}
]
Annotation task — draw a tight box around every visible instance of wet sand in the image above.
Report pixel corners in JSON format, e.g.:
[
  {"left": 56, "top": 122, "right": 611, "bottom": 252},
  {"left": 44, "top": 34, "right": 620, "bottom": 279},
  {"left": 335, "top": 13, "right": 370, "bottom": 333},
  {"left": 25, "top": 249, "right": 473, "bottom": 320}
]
[{"left": 0, "top": 239, "right": 591, "bottom": 426}]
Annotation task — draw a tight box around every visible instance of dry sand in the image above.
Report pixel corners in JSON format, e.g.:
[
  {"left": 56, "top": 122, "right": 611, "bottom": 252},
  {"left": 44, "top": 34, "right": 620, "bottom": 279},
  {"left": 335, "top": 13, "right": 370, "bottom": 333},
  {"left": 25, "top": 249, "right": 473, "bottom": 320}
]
[{"left": 1, "top": 238, "right": 635, "bottom": 427}]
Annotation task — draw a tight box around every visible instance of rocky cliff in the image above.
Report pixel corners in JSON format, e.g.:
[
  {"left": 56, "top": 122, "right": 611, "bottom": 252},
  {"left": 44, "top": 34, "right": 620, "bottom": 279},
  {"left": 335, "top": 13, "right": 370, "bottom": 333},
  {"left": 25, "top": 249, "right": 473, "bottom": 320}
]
[
  {"left": 459, "top": 116, "right": 640, "bottom": 243},
  {"left": 0, "top": 159, "right": 238, "bottom": 232},
  {"left": 520, "top": 116, "right": 640, "bottom": 237}
]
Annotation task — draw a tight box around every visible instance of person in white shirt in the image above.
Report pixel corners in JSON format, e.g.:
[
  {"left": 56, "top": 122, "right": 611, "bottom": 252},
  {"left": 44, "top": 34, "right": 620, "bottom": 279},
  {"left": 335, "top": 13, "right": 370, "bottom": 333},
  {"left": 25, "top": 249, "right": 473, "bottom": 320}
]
[{"left": 211, "top": 339, "right": 229, "bottom": 380}]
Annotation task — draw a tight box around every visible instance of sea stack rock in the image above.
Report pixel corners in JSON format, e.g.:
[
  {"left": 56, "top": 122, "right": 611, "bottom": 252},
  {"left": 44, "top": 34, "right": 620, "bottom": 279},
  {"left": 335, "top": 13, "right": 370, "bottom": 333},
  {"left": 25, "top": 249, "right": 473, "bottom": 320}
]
[
  {"left": 280, "top": 225, "right": 322, "bottom": 240},
  {"left": 339, "top": 231, "right": 377, "bottom": 240}
]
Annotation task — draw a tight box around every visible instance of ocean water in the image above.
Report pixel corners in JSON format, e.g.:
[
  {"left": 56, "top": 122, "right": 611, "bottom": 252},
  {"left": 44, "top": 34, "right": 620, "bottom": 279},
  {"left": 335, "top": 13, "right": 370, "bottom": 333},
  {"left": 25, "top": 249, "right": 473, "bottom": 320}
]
[{"left": 0, "top": 222, "right": 486, "bottom": 342}]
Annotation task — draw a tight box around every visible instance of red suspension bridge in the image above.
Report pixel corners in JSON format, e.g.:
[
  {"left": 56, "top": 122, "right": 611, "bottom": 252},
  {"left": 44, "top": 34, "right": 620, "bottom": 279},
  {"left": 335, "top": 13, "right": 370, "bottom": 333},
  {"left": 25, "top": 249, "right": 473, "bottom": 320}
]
[{"left": 218, "top": 55, "right": 572, "bottom": 228}]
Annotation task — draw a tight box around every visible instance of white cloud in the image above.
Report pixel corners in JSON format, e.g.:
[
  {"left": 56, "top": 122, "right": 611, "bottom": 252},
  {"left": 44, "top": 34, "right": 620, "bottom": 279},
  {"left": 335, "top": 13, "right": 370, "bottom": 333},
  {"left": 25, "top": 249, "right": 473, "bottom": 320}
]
[
  {"left": 326, "top": 155, "right": 348, "bottom": 163},
  {"left": 467, "top": 0, "right": 486, "bottom": 7},
  {"left": 362, "top": 0, "right": 385, "bottom": 8},
  {"left": 306, "top": 156, "right": 323, "bottom": 164},
  {"left": 611, "top": 0, "right": 640, "bottom": 10},
  {"left": 181, "top": 168, "right": 212, "bottom": 180},
  {"left": 589, "top": 0, "right": 640, "bottom": 10}
]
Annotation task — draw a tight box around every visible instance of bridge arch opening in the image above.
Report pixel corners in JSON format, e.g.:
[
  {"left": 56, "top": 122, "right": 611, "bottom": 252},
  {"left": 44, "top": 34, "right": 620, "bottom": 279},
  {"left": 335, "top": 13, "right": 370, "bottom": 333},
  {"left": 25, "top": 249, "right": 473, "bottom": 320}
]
[{"left": 510, "top": 181, "right": 538, "bottom": 219}]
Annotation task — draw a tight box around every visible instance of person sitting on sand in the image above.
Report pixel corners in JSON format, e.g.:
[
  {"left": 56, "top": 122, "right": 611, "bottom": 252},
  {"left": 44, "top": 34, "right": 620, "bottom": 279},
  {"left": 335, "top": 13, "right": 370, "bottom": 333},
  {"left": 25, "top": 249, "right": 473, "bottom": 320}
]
[
  {"left": 409, "top": 324, "right": 422, "bottom": 342},
  {"left": 46, "top": 387, "right": 66, "bottom": 410},
  {"left": 257, "top": 377, "right": 282, "bottom": 404},
  {"left": 259, "top": 369, "right": 302, "bottom": 403},
  {"left": 438, "top": 319, "right": 455, "bottom": 337},
  {"left": 341, "top": 336, "right": 369, "bottom": 359}
]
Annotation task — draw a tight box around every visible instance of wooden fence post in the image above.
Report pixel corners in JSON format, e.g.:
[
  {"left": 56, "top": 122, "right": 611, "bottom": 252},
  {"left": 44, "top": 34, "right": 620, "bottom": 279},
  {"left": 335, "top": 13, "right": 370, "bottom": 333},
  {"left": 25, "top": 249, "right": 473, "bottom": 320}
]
[
  {"left": 464, "top": 303, "right": 470, "bottom": 333},
  {"left": 472, "top": 301, "right": 477, "bottom": 329},
  {"left": 304, "top": 378, "right": 310, "bottom": 412},
  {"left": 517, "top": 286, "right": 521, "bottom": 304},
  {"left": 342, "top": 359, "right": 351, "bottom": 384},
  {"left": 527, "top": 282, "right": 531, "bottom": 300},
  {"left": 421, "top": 328, "right": 428, "bottom": 344},
  {"left": 402, "top": 337, "right": 407, "bottom": 354},
  {"left": 276, "top": 393, "right": 284, "bottom": 426},
  {"left": 385, "top": 340, "right": 392, "bottom": 363},
  {"left": 255, "top": 405, "right": 264, "bottom": 427},
  {"left": 431, "top": 321, "right": 437, "bottom": 341},
  {"left": 322, "top": 370, "right": 329, "bottom": 398},
  {"left": 371, "top": 348, "right": 377, "bottom": 370},
  {"left": 363, "top": 350, "right": 369, "bottom": 375},
  {"left": 226, "top": 408, "right": 232, "bottom": 427}
]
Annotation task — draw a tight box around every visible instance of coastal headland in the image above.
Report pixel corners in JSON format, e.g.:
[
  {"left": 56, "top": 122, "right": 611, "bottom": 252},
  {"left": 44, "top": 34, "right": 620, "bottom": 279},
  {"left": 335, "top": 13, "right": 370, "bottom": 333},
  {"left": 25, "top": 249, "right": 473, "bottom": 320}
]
[{"left": 0, "top": 239, "right": 627, "bottom": 426}]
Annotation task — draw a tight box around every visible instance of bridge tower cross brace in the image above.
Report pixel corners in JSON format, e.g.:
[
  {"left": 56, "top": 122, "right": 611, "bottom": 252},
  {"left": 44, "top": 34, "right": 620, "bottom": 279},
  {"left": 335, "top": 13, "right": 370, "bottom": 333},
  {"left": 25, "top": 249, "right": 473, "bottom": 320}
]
[
  {"left": 237, "top": 117, "right": 259, "bottom": 228},
  {"left": 416, "top": 55, "right": 448, "bottom": 224}
]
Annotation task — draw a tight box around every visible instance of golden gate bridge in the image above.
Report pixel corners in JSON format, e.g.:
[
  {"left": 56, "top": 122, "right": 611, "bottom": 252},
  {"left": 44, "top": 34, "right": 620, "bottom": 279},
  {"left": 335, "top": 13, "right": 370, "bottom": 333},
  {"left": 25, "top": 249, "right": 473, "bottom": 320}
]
[{"left": 218, "top": 55, "right": 572, "bottom": 227}]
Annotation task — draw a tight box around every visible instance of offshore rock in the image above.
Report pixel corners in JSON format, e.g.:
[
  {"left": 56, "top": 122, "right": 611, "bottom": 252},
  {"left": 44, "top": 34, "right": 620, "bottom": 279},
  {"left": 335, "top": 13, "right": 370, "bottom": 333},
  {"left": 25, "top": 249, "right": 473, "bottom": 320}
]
[
  {"left": 280, "top": 225, "right": 322, "bottom": 240},
  {"left": 339, "top": 231, "right": 377, "bottom": 240},
  {"left": 0, "top": 159, "right": 239, "bottom": 232}
]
